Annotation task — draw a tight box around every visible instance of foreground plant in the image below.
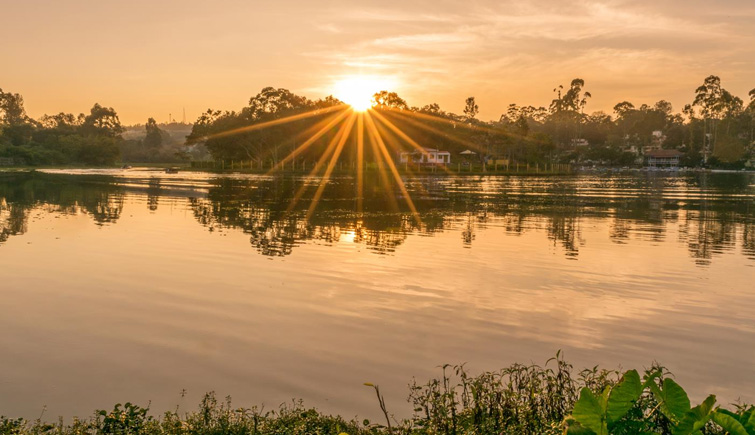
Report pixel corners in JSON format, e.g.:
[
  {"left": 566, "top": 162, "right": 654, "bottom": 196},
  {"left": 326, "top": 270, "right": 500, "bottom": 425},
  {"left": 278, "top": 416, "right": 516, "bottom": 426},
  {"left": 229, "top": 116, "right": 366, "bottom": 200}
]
[
  {"left": 1, "top": 355, "right": 752, "bottom": 435},
  {"left": 564, "top": 368, "right": 754, "bottom": 435}
]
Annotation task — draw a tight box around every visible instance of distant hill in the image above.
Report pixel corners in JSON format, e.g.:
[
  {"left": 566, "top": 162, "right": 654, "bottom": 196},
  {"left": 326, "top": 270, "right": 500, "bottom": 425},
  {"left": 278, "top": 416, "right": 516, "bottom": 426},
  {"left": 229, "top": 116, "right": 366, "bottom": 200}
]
[{"left": 123, "top": 122, "right": 193, "bottom": 142}]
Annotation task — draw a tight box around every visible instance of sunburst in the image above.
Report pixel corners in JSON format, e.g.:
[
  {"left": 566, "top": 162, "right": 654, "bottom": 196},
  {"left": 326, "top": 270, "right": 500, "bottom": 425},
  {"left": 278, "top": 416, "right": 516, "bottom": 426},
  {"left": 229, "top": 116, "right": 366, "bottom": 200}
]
[
  {"left": 333, "top": 76, "right": 394, "bottom": 112},
  {"left": 202, "top": 77, "right": 535, "bottom": 228}
]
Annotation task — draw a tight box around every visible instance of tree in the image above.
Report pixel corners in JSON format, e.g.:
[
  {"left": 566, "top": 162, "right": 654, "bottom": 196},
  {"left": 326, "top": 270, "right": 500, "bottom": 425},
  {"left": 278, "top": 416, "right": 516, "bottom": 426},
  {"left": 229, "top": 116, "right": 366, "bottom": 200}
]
[
  {"left": 557, "top": 79, "right": 590, "bottom": 113},
  {"left": 314, "top": 95, "right": 343, "bottom": 109},
  {"left": 372, "top": 91, "right": 408, "bottom": 110},
  {"left": 653, "top": 100, "right": 673, "bottom": 117},
  {"left": 548, "top": 79, "right": 590, "bottom": 147},
  {"left": 144, "top": 117, "right": 163, "bottom": 148},
  {"left": 613, "top": 101, "right": 635, "bottom": 118},
  {"left": 550, "top": 85, "right": 567, "bottom": 114},
  {"left": 39, "top": 112, "right": 83, "bottom": 130},
  {"left": 246, "top": 87, "right": 312, "bottom": 121},
  {"left": 748, "top": 89, "right": 755, "bottom": 145},
  {"left": 0, "top": 88, "right": 28, "bottom": 126},
  {"left": 692, "top": 76, "right": 743, "bottom": 160},
  {"left": 463, "top": 97, "right": 479, "bottom": 121},
  {"left": 712, "top": 134, "right": 746, "bottom": 163},
  {"left": 82, "top": 103, "right": 124, "bottom": 137},
  {"left": 0, "top": 88, "right": 34, "bottom": 146},
  {"left": 419, "top": 103, "right": 444, "bottom": 116},
  {"left": 186, "top": 87, "right": 333, "bottom": 164}
]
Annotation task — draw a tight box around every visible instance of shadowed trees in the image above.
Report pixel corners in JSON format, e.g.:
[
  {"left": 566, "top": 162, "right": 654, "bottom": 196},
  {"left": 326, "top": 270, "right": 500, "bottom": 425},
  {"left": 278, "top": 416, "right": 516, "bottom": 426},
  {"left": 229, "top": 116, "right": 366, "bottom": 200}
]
[
  {"left": 463, "top": 97, "right": 479, "bottom": 121},
  {"left": 691, "top": 75, "right": 745, "bottom": 162},
  {"left": 372, "top": 91, "right": 408, "bottom": 110},
  {"left": 186, "top": 87, "right": 344, "bottom": 164},
  {"left": 143, "top": 118, "right": 164, "bottom": 149},
  {"left": 2, "top": 75, "right": 753, "bottom": 168},
  {"left": 0, "top": 92, "right": 124, "bottom": 165}
]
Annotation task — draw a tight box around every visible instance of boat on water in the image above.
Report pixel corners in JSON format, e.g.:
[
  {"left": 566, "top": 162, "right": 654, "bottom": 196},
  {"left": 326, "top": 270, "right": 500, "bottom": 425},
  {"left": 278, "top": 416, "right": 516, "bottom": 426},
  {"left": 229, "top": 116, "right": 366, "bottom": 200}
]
[{"left": 165, "top": 167, "right": 179, "bottom": 174}]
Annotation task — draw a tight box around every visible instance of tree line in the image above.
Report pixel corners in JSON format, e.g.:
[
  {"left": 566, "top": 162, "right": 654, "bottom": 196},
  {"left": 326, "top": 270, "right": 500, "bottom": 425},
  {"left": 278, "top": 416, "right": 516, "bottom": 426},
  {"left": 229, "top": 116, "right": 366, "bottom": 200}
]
[
  {"left": 0, "top": 89, "right": 186, "bottom": 166},
  {"left": 2, "top": 76, "right": 754, "bottom": 167},
  {"left": 188, "top": 78, "right": 754, "bottom": 169},
  {"left": 0, "top": 87, "right": 125, "bottom": 165}
]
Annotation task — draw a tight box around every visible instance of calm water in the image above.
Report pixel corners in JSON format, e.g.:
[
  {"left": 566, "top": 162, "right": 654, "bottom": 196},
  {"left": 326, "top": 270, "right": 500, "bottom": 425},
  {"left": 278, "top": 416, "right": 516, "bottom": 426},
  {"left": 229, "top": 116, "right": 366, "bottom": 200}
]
[{"left": 1, "top": 169, "right": 753, "bottom": 419}]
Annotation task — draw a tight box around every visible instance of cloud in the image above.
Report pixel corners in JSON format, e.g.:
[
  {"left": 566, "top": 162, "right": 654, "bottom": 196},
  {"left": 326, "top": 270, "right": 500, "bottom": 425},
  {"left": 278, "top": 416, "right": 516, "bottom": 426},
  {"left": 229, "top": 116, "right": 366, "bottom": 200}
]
[
  {"left": 315, "top": 23, "right": 342, "bottom": 34},
  {"left": 301, "top": 0, "right": 753, "bottom": 117}
]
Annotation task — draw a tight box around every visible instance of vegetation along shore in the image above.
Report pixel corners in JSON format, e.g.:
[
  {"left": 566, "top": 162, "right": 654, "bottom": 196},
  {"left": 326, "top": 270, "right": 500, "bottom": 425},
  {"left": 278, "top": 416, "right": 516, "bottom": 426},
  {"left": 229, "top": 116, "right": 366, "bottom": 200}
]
[
  {"left": 2, "top": 76, "right": 754, "bottom": 172},
  {"left": 2, "top": 356, "right": 753, "bottom": 435}
]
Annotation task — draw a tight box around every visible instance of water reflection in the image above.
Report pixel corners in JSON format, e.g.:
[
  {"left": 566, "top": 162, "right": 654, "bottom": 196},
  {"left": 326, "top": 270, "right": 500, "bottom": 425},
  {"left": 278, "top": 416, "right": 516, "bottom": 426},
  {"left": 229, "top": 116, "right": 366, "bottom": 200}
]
[
  {"left": 1, "top": 171, "right": 753, "bottom": 265},
  {"left": 1, "top": 169, "right": 755, "bottom": 419}
]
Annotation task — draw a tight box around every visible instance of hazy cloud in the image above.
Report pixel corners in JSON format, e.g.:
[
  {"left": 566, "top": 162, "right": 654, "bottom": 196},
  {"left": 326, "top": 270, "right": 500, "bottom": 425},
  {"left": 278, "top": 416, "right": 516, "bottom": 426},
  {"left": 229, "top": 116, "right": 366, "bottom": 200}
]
[{"left": 2, "top": 0, "right": 752, "bottom": 123}]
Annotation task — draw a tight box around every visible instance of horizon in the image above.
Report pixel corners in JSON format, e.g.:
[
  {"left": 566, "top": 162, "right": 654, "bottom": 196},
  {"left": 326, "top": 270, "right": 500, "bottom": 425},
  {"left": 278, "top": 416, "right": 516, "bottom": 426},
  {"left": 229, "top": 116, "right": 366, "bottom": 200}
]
[{"left": 2, "top": 0, "right": 753, "bottom": 124}]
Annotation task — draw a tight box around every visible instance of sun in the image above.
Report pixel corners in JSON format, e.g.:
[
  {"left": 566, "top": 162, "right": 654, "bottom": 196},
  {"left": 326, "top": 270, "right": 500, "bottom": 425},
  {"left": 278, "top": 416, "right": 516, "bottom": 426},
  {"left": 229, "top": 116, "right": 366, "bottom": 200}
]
[{"left": 333, "top": 76, "right": 394, "bottom": 112}]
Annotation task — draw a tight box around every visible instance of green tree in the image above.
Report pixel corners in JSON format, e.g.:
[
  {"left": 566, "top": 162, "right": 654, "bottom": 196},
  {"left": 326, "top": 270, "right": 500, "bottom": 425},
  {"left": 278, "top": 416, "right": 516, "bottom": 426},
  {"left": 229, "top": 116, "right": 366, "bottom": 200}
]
[
  {"left": 81, "top": 103, "right": 124, "bottom": 137},
  {"left": 0, "top": 88, "right": 34, "bottom": 146},
  {"left": 692, "top": 75, "right": 743, "bottom": 160},
  {"left": 0, "top": 88, "right": 28, "bottom": 126},
  {"left": 144, "top": 117, "right": 163, "bottom": 148}
]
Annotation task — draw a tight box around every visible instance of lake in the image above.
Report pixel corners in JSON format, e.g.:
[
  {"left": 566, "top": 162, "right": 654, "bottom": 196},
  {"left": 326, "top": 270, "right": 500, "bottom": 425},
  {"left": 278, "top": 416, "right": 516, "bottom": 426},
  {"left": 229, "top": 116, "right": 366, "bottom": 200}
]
[{"left": 0, "top": 169, "right": 753, "bottom": 420}]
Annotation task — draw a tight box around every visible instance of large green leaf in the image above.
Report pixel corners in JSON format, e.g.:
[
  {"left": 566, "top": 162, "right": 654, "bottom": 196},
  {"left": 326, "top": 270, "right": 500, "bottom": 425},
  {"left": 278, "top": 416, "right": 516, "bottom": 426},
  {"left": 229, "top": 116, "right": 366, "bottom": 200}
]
[
  {"left": 650, "top": 378, "right": 691, "bottom": 422},
  {"left": 673, "top": 395, "right": 716, "bottom": 435},
  {"left": 572, "top": 387, "right": 607, "bottom": 435},
  {"left": 606, "top": 369, "right": 642, "bottom": 426},
  {"left": 745, "top": 408, "right": 755, "bottom": 433},
  {"left": 716, "top": 408, "right": 755, "bottom": 435},
  {"left": 713, "top": 411, "right": 750, "bottom": 435},
  {"left": 742, "top": 408, "right": 755, "bottom": 435}
]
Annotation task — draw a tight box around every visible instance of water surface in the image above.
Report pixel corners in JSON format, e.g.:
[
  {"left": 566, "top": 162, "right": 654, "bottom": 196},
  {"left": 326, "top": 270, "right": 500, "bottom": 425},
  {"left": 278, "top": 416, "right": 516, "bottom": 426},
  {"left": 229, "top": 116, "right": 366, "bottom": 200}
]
[{"left": 1, "top": 169, "right": 753, "bottom": 419}]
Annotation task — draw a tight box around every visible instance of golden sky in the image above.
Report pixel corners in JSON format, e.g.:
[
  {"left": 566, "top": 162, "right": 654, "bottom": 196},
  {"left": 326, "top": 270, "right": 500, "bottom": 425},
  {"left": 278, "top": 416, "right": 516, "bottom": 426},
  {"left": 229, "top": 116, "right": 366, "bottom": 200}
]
[{"left": 2, "top": 0, "right": 753, "bottom": 124}]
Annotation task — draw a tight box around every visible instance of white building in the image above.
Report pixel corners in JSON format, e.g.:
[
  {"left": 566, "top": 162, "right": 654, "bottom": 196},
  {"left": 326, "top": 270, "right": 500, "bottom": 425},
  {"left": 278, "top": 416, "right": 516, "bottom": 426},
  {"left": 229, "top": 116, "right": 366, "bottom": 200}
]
[
  {"left": 399, "top": 147, "right": 451, "bottom": 165},
  {"left": 645, "top": 149, "right": 683, "bottom": 167},
  {"left": 570, "top": 138, "right": 589, "bottom": 147}
]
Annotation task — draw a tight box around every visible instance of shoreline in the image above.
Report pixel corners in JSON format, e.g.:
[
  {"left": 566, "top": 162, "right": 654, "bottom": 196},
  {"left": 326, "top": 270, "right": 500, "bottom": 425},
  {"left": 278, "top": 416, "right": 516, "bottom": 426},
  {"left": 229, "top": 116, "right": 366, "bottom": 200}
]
[
  {"left": 2, "top": 357, "right": 752, "bottom": 434},
  {"left": 5, "top": 165, "right": 754, "bottom": 177}
]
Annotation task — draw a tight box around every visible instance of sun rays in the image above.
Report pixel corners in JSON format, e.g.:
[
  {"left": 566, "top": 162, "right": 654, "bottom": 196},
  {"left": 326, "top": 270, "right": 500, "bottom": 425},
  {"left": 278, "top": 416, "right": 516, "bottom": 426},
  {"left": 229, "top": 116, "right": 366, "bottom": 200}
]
[
  {"left": 277, "top": 105, "right": 423, "bottom": 225},
  {"left": 333, "top": 76, "right": 395, "bottom": 112},
  {"left": 203, "top": 85, "right": 536, "bottom": 227}
]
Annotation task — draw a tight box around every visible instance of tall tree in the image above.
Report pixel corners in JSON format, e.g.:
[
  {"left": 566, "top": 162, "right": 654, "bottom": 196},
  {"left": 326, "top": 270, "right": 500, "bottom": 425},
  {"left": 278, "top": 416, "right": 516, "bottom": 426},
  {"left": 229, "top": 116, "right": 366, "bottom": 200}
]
[
  {"left": 548, "top": 79, "right": 590, "bottom": 147},
  {"left": 692, "top": 75, "right": 743, "bottom": 160},
  {"left": 748, "top": 89, "right": 755, "bottom": 145},
  {"left": 144, "top": 117, "right": 163, "bottom": 148},
  {"left": 81, "top": 104, "right": 124, "bottom": 137},
  {"left": 0, "top": 88, "right": 28, "bottom": 126},
  {"left": 463, "top": 97, "right": 479, "bottom": 121}
]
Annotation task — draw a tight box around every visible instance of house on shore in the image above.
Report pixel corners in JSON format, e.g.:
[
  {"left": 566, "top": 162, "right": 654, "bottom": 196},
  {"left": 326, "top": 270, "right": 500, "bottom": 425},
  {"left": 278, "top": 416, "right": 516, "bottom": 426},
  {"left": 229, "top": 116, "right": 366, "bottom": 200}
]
[
  {"left": 645, "top": 149, "right": 683, "bottom": 168},
  {"left": 399, "top": 147, "right": 451, "bottom": 165},
  {"left": 570, "top": 138, "right": 589, "bottom": 148}
]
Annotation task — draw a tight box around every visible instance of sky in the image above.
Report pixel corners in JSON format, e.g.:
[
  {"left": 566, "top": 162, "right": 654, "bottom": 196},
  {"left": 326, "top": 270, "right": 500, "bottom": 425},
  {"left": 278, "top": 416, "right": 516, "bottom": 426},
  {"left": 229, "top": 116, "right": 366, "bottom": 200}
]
[{"left": 1, "top": 0, "right": 753, "bottom": 125}]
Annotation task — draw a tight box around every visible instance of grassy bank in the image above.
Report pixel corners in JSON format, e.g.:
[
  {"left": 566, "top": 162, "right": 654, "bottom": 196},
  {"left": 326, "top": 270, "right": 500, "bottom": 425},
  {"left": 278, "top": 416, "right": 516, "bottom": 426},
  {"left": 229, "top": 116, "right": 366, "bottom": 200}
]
[{"left": 2, "top": 356, "right": 752, "bottom": 435}]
